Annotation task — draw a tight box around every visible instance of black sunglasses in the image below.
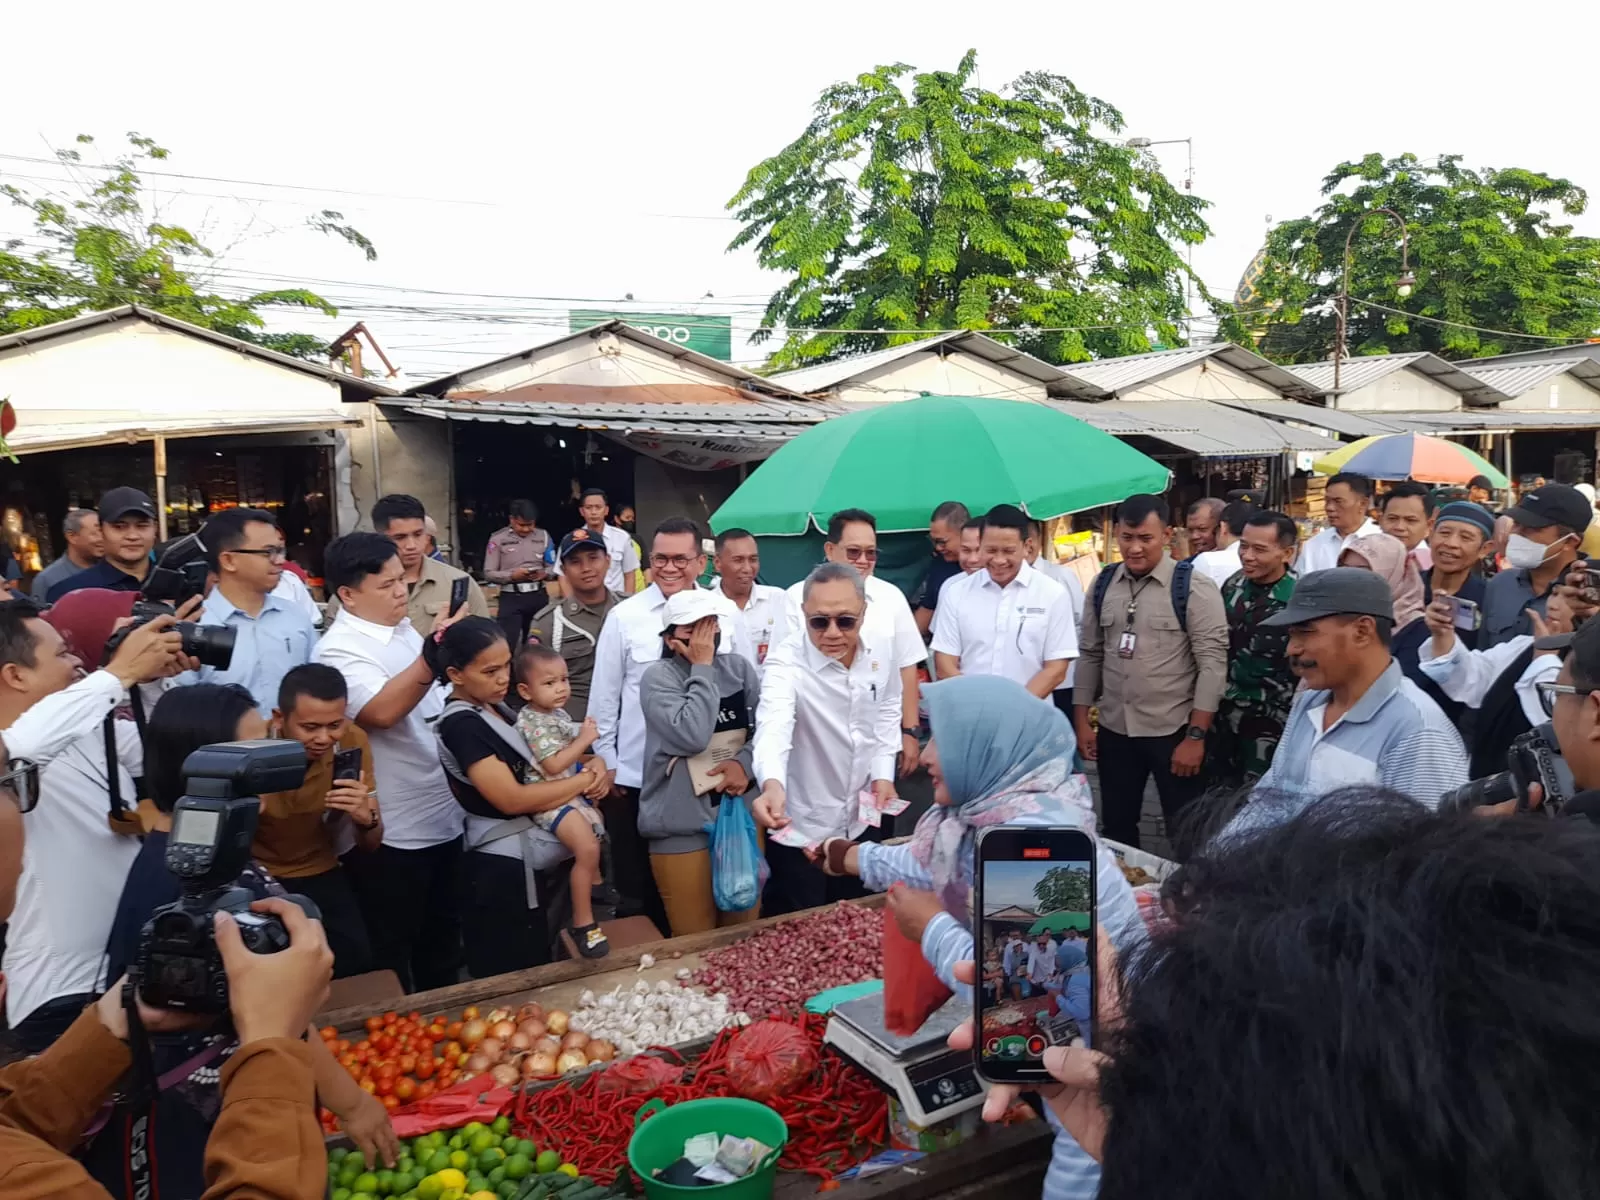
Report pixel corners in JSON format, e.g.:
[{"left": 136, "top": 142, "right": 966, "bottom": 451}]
[
  {"left": 1, "top": 758, "right": 41, "bottom": 813},
  {"left": 807, "top": 614, "right": 861, "bottom": 632}
]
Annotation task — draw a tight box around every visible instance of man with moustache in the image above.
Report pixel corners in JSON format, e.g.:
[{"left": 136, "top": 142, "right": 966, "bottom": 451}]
[
  {"left": 1226, "top": 569, "right": 1467, "bottom": 834},
  {"left": 1392, "top": 501, "right": 1493, "bottom": 725}
]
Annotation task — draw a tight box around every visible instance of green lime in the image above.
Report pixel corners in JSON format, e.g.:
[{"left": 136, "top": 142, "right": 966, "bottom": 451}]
[
  {"left": 488, "top": 1166, "right": 507, "bottom": 1185},
  {"left": 503, "top": 1155, "right": 531, "bottom": 1182},
  {"left": 518, "top": 1140, "right": 536, "bottom": 1160},
  {"left": 534, "top": 1150, "right": 561, "bottom": 1175},
  {"left": 333, "top": 1191, "right": 353, "bottom": 1200},
  {"left": 376, "top": 1170, "right": 397, "bottom": 1195},
  {"left": 462, "top": 1122, "right": 487, "bottom": 1140},
  {"left": 340, "top": 1165, "right": 363, "bottom": 1189},
  {"left": 353, "top": 1173, "right": 381, "bottom": 1195},
  {"left": 477, "top": 1149, "right": 504, "bottom": 1173},
  {"left": 415, "top": 1178, "right": 444, "bottom": 1200},
  {"left": 427, "top": 1151, "right": 454, "bottom": 1174},
  {"left": 330, "top": 1146, "right": 350, "bottom": 1165},
  {"left": 393, "top": 1172, "right": 415, "bottom": 1194},
  {"left": 469, "top": 1133, "right": 497, "bottom": 1156},
  {"left": 491, "top": 1116, "right": 511, "bottom": 1136},
  {"left": 466, "top": 1177, "right": 488, "bottom": 1196},
  {"left": 498, "top": 1184, "right": 518, "bottom": 1200},
  {"left": 449, "top": 1151, "right": 471, "bottom": 1171},
  {"left": 449, "top": 1134, "right": 465, "bottom": 1151}
]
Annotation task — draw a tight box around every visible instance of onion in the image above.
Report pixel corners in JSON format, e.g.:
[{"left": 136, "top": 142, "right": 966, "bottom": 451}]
[
  {"left": 585, "top": 1039, "right": 616, "bottom": 1062},
  {"left": 508, "top": 1032, "right": 532, "bottom": 1053},
  {"left": 544, "top": 1010, "right": 570, "bottom": 1036},
  {"left": 490, "top": 1019, "right": 517, "bottom": 1041},
  {"left": 516, "top": 1002, "right": 545, "bottom": 1023},
  {"left": 556, "top": 1050, "right": 587, "bottom": 1074},
  {"left": 478, "top": 1037, "right": 504, "bottom": 1063},
  {"left": 532, "top": 1035, "right": 561, "bottom": 1056},
  {"left": 560, "top": 1030, "right": 590, "bottom": 1054},
  {"left": 525, "top": 1051, "right": 557, "bottom": 1078},
  {"left": 491, "top": 1063, "right": 520, "bottom": 1088},
  {"left": 466, "top": 1052, "right": 492, "bottom": 1073},
  {"left": 460, "top": 1018, "right": 489, "bottom": 1047},
  {"left": 517, "top": 1018, "right": 546, "bottom": 1041},
  {"left": 487, "top": 1007, "right": 512, "bottom": 1025}
]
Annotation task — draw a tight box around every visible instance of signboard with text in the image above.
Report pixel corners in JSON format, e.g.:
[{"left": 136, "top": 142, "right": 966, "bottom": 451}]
[{"left": 570, "top": 310, "right": 733, "bottom": 361}]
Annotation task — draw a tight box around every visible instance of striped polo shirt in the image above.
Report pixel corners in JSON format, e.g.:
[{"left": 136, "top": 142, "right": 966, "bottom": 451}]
[{"left": 1227, "top": 659, "right": 1468, "bottom": 835}]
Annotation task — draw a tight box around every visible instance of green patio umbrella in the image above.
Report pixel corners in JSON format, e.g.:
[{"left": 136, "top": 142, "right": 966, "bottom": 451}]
[
  {"left": 1028, "top": 911, "right": 1090, "bottom": 935},
  {"left": 711, "top": 394, "right": 1170, "bottom": 535}
]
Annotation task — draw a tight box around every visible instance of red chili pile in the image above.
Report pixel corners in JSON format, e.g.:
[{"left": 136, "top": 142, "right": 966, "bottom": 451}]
[
  {"left": 510, "top": 1012, "right": 888, "bottom": 1185},
  {"left": 692, "top": 902, "right": 883, "bottom": 1018}
]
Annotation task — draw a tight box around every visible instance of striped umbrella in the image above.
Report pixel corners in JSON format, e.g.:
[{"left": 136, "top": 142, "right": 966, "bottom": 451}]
[{"left": 1311, "top": 432, "right": 1509, "bottom": 488}]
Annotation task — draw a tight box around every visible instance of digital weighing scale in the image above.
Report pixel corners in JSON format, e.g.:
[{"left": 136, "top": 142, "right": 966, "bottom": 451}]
[{"left": 824, "top": 991, "right": 987, "bottom": 1126}]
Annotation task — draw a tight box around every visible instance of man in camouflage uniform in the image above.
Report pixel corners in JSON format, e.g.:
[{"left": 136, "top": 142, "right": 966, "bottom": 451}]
[{"left": 1209, "top": 510, "right": 1300, "bottom": 787}]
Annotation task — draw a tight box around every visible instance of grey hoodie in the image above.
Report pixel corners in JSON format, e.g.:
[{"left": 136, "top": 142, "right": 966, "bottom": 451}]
[{"left": 637, "top": 652, "right": 762, "bottom": 853}]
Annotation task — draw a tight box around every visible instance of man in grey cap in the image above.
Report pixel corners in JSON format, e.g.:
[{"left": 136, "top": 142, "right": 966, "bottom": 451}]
[{"left": 1226, "top": 568, "right": 1467, "bottom": 834}]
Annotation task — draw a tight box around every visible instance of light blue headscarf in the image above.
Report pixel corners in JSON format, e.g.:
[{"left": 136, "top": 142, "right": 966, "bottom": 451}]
[{"left": 908, "top": 676, "right": 1092, "bottom": 921}]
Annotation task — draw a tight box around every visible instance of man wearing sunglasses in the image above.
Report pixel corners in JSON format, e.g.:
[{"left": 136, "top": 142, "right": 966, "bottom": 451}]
[
  {"left": 753, "top": 563, "right": 901, "bottom": 915},
  {"left": 783, "top": 509, "right": 927, "bottom": 774},
  {"left": 171, "top": 508, "right": 317, "bottom": 717}
]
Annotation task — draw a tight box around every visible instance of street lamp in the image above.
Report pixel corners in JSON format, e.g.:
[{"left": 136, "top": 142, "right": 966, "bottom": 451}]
[
  {"left": 1125, "top": 136, "right": 1195, "bottom": 324},
  {"left": 1334, "top": 207, "right": 1413, "bottom": 393}
]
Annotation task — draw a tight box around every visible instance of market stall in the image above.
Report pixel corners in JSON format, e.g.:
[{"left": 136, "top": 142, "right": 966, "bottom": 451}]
[{"left": 315, "top": 898, "right": 1057, "bottom": 1200}]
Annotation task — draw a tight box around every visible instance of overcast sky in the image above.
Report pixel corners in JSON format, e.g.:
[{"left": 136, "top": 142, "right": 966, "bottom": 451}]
[{"left": 3, "top": 0, "right": 1596, "bottom": 384}]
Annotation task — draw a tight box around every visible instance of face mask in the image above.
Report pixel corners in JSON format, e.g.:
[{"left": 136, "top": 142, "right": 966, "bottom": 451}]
[{"left": 1505, "top": 532, "right": 1569, "bottom": 570}]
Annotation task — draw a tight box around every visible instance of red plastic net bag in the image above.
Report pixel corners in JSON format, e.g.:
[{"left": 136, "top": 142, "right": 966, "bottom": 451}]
[
  {"left": 593, "top": 1054, "right": 684, "bottom": 1096},
  {"left": 725, "top": 1020, "right": 818, "bottom": 1101},
  {"left": 882, "top": 906, "right": 953, "bottom": 1036}
]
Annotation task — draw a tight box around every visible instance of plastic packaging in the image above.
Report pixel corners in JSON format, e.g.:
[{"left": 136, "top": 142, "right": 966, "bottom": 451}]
[
  {"left": 708, "top": 793, "right": 768, "bottom": 912},
  {"left": 594, "top": 1053, "right": 684, "bottom": 1096},
  {"left": 725, "top": 1020, "right": 818, "bottom": 1101},
  {"left": 882, "top": 907, "right": 953, "bottom": 1036}
]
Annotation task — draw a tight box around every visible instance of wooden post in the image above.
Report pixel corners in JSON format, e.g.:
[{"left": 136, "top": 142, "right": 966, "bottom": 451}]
[{"left": 153, "top": 435, "right": 169, "bottom": 542}]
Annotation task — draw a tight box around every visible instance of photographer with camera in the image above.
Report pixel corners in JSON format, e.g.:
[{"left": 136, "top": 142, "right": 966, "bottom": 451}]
[
  {"left": 46, "top": 489, "right": 160, "bottom": 603},
  {"left": 170, "top": 508, "right": 316, "bottom": 717},
  {"left": 0, "top": 725, "right": 337, "bottom": 1199}
]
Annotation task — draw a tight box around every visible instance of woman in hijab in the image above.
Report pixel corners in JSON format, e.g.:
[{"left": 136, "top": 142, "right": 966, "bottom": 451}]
[
  {"left": 1339, "top": 530, "right": 1425, "bottom": 628},
  {"left": 808, "top": 675, "right": 1141, "bottom": 1200}
]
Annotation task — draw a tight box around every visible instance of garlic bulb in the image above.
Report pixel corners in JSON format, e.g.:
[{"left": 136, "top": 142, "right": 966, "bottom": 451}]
[{"left": 567, "top": 980, "right": 747, "bottom": 1056}]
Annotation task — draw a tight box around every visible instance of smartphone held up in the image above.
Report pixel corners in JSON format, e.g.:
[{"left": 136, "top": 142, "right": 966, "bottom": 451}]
[{"left": 972, "top": 826, "right": 1096, "bottom": 1084}]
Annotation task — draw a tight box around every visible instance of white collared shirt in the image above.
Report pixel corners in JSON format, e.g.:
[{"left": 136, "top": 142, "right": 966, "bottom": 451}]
[
  {"left": 1297, "top": 517, "right": 1380, "bottom": 574},
  {"left": 783, "top": 573, "right": 926, "bottom": 675},
  {"left": 1192, "top": 541, "right": 1242, "bottom": 589},
  {"left": 273, "top": 568, "right": 324, "bottom": 627},
  {"left": 590, "top": 583, "right": 753, "bottom": 788},
  {"left": 710, "top": 578, "right": 790, "bottom": 669},
  {"left": 1029, "top": 558, "right": 1086, "bottom": 688},
  {"left": 752, "top": 631, "right": 901, "bottom": 844},
  {"left": 315, "top": 608, "right": 461, "bottom": 849},
  {"left": 930, "top": 562, "right": 1078, "bottom": 689}
]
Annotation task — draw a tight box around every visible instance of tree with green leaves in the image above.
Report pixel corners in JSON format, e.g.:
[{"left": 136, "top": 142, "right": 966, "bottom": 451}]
[
  {"left": 1033, "top": 865, "right": 1091, "bottom": 915},
  {"left": 0, "top": 133, "right": 375, "bottom": 360},
  {"left": 1249, "top": 152, "right": 1600, "bottom": 362},
  {"left": 727, "top": 51, "right": 1213, "bottom": 370}
]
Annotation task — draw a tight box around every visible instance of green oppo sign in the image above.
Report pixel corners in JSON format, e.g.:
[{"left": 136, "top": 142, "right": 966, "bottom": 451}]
[{"left": 569, "top": 310, "right": 733, "bottom": 361}]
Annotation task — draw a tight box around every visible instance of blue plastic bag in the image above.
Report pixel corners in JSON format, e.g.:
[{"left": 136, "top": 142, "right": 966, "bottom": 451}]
[{"left": 706, "top": 793, "right": 767, "bottom": 912}]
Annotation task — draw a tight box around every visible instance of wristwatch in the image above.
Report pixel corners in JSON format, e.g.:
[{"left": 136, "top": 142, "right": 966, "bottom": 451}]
[
  {"left": 901, "top": 726, "right": 921, "bottom": 739},
  {"left": 1184, "top": 725, "right": 1207, "bottom": 742}
]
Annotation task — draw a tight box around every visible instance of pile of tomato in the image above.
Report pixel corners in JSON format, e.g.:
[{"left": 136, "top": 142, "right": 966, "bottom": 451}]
[{"left": 320, "top": 1004, "right": 492, "bottom": 1113}]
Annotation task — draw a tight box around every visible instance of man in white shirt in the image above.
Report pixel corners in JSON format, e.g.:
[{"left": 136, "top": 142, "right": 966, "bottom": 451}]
[
  {"left": 1026, "top": 520, "right": 1086, "bottom": 703},
  {"left": 1025, "top": 932, "right": 1059, "bottom": 995},
  {"left": 315, "top": 531, "right": 468, "bottom": 992},
  {"left": 782, "top": 508, "right": 927, "bottom": 773},
  {"left": 932, "top": 505, "right": 1077, "bottom": 698},
  {"left": 571, "top": 488, "right": 641, "bottom": 596},
  {"left": 710, "top": 528, "right": 788, "bottom": 669},
  {"left": 271, "top": 524, "right": 324, "bottom": 627},
  {"left": 1193, "top": 500, "right": 1255, "bottom": 589},
  {"left": 1299, "top": 473, "right": 1380, "bottom": 574},
  {"left": 590, "top": 517, "right": 748, "bottom": 933},
  {"left": 0, "top": 600, "right": 188, "bottom": 1051},
  {"left": 751, "top": 563, "right": 900, "bottom": 915}
]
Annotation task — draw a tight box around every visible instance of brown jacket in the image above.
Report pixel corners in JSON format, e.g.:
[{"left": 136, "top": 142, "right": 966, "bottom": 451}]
[{"left": 0, "top": 1005, "right": 324, "bottom": 1200}]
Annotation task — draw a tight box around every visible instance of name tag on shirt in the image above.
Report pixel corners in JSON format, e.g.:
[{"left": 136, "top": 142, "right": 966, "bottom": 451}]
[{"left": 1117, "top": 630, "right": 1137, "bottom": 658}]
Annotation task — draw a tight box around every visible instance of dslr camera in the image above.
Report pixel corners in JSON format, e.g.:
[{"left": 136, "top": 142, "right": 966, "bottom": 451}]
[
  {"left": 132, "top": 740, "right": 321, "bottom": 1013},
  {"left": 1440, "top": 724, "right": 1572, "bottom": 815},
  {"left": 102, "top": 533, "right": 236, "bottom": 670}
]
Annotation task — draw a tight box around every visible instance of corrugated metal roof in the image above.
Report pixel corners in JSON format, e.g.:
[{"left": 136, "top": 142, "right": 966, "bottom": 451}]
[
  {"left": 1054, "top": 400, "right": 1338, "bottom": 456},
  {"left": 1224, "top": 398, "right": 1600, "bottom": 436},
  {"left": 1467, "top": 344, "right": 1600, "bottom": 369},
  {"left": 1286, "top": 352, "right": 1508, "bottom": 403},
  {"left": 389, "top": 396, "right": 823, "bottom": 440},
  {"left": 771, "top": 331, "right": 1072, "bottom": 394},
  {"left": 1211, "top": 399, "right": 1429, "bottom": 437},
  {"left": 1402, "top": 409, "right": 1600, "bottom": 432},
  {"left": 9, "top": 412, "right": 362, "bottom": 456},
  {"left": 1054, "top": 343, "right": 1319, "bottom": 400},
  {"left": 1460, "top": 357, "right": 1600, "bottom": 399}
]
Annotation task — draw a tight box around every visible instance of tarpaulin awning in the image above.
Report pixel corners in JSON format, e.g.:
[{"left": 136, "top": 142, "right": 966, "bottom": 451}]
[
  {"left": 7, "top": 412, "right": 362, "bottom": 456},
  {"left": 1051, "top": 400, "right": 1339, "bottom": 456}
]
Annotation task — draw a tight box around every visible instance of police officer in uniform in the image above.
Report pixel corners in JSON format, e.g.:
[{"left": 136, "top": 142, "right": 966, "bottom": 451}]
[
  {"left": 484, "top": 498, "right": 554, "bottom": 645},
  {"left": 528, "top": 529, "right": 621, "bottom": 721}
]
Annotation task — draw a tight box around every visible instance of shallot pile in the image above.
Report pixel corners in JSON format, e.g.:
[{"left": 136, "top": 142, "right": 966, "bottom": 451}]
[
  {"left": 693, "top": 902, "right": 883, "bottom": 1017},
  {"left": 569, "top": 980, "right": 748, "bottom": 1058},
  {"left": 457, "top": 1001, "right": 617, "bottom": 1088}
]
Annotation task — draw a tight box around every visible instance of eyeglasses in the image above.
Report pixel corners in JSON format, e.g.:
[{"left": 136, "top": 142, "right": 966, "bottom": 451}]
[
  {"left": 229, "top": 546, "right": 287, "bottom": 562},
  {"left": 842, "top": 547, "right": 879, "bottom": 563},
  {"left": 1537, "top": 680, "right": 1597, "bottom": 717},
  {"left": 807, "top": 613, "right": 861, "bottom": 632},
  {"left": 1, "top": 758, "right": 41, "bottom": 813},
  {"left": 650, "top": 554, "right": 696, "bottom": 570}
]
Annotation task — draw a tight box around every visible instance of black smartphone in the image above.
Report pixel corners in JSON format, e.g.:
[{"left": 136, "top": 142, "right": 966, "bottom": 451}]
[
  {"left": 973, "top": 825, "right": 1097, "bottom": 1084},
  {"left": 449, "top": 575, "right": 470, "bottom": 616},
  {"left": 332, "top": 747, "right": 364, "bottom": 782}
]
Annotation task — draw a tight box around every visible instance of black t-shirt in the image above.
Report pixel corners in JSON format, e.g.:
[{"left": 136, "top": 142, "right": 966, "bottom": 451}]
[
  {"left": 913, "top": 558, "right": 962, "bottom": 611},
  {"left": 438, "top": 708, "right": 532, "bottom": 820},
  {"left": 47, "top": 560, "right": 146, "bottom": 602}
]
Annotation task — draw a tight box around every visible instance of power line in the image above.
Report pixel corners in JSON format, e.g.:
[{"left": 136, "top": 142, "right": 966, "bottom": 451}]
[{"left": 1351, "top": 297, "right": 1595, "bottom": 345}]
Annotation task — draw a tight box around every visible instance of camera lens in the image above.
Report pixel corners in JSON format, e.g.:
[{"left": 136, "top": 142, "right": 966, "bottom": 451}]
[
  {"left": 176, "top": 621, "right": 237, "bottom": 671},
  {"left": 1441, "top": 771, "right": 1518, "bottom": 812}
]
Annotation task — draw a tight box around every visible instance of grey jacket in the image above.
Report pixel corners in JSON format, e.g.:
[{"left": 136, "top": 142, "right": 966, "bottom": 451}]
[{"left": 638, "top": 652, "right": 762, "bottom": 853}]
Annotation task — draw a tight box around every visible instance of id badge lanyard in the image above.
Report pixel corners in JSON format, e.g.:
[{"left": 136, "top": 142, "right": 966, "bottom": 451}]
[{"left": 1118, "top": 577, "right": 1152, "bottom": 659}]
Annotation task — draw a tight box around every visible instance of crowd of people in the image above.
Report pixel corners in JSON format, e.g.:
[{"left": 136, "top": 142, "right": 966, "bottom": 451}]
[{"left": 6, "top": 463, "right": 1600, "bottom": 1199}]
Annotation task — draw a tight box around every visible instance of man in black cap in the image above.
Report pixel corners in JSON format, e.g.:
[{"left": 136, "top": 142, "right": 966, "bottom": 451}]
[
  {"left": 527, "top": 529, "right": 622, "bottom": 721},
  {"left": 46, "top": 487, "right": 157, "bottom": 602},
  {"left": 1225, "top": 568, "right": 1467, "bottom": 834},
  {"left": 1483, "top": 484, "right": 1590, "bottom": 648},
  {"left": 1539, "top": 615, "right": 1600, "bottom": 820}
]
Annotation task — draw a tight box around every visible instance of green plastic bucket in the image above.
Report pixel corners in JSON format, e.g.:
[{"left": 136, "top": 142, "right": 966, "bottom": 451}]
[{"left": 629, "top": 1096, "right": 787, "bottom": 1200}]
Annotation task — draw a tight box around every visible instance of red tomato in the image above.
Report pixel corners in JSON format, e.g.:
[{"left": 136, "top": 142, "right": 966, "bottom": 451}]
[
  {"left": 381, "top": 1094, "right": 400, "bottom": 1111},
  {"left": 364, "top": 1016, "right": 384, "bottom": 1034},
  {"left": 415, "top": 1080, "right": 436, "bottom": 1101},
  {"left": 319, "top": 1025, "right": 339, "bottom": 1041},
  {"left": 398, "top": 1054, "right": 418, "bottom": 1074},
  {"left": 382, "top": 1010, "right": 398, "bottom": 1026},
  {"left": 374, "top": 1035, "right": 396, "bottom": 1055},
  {"left": 461, "top": 1006, "right": 480, "bottom": 1021},
  {"left": 394, "top": 1077, "right": 416, "bottom": 1102},
  {"left": 443, "top": 1041, "right": 463, "bottom": 1060},
  {"left": 359, "top": 1078, "right": 377, "bottom": 1095},
  {"left": 374, "top": 1076, "right": 395, "bottom": 1097},
  {"left": 414, "top": 1057, "right": 436, "bottom": 1081},
  {"left": 338, "top": 1053, "right": 357, "bottom": 1070},
  {"left": 446, "top": 1022, "right": 463, "bottom": 1040},
  {"left": 374, "top": 1063, "right": 398, "bottom": 1082}
]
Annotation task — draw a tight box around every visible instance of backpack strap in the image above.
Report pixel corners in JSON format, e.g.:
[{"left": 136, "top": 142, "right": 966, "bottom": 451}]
[
  {"left": 1090, "top": 562, "right": 1120, "bottom": 624},
  {"left": 1170, "top": 560, "right": 1194, "bottom": 635}
]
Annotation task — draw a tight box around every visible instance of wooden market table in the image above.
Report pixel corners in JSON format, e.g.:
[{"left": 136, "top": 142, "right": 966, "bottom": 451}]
[{"left": 316, "top": 897, "right": 1057, "bottom": 1200}]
